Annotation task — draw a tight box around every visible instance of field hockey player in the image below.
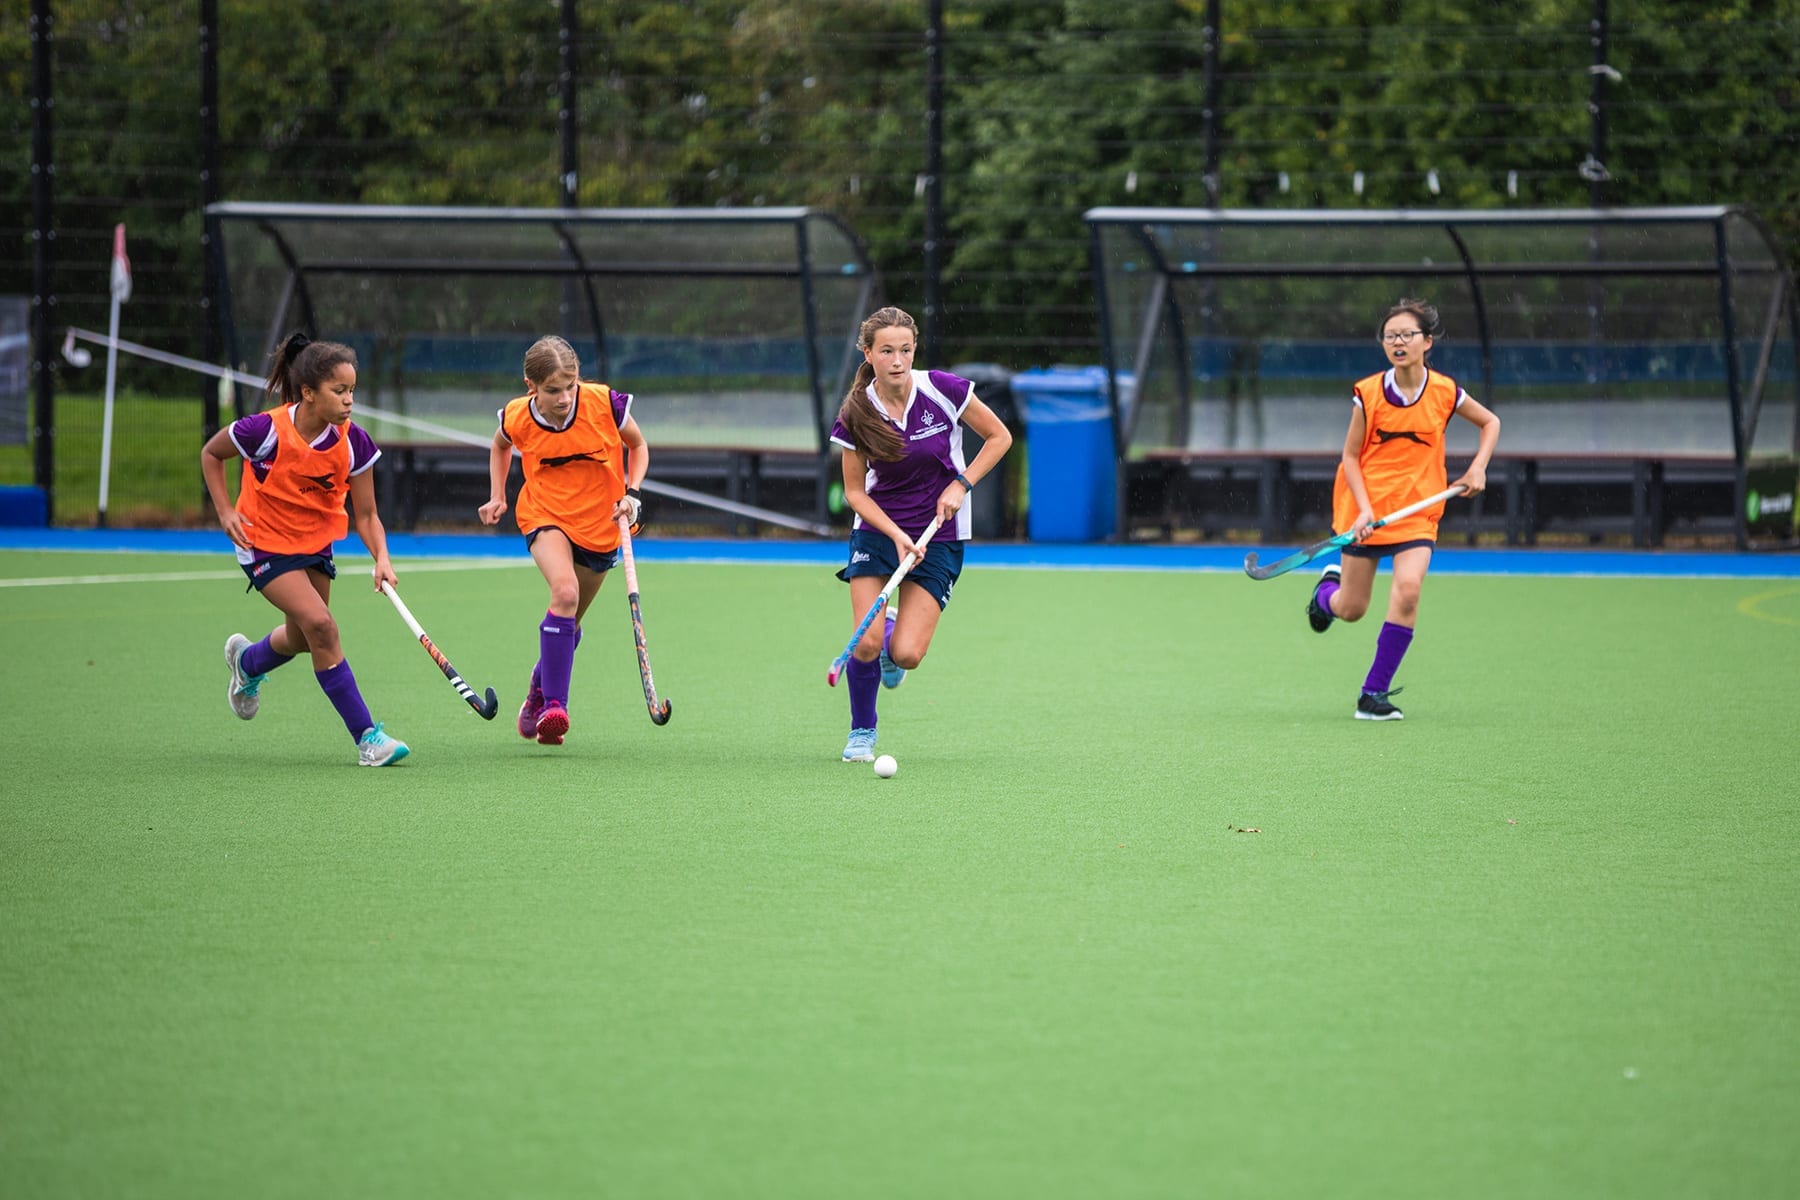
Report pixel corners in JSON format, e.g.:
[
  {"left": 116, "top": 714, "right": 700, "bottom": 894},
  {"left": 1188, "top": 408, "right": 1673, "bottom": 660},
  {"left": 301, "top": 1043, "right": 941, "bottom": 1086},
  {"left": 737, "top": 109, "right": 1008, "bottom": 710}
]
[
  {"left": 830, "top": 306, "right": 1013, "bottom": 762},
  {"left": 1306, "top": 298, "right": 1500, "bottom": 720},
  {"left": 478, "top": 334, "right": 650, "bottom": 746},
  {"left": 200, "top": 333, "right": 410, "bottom": 766}
]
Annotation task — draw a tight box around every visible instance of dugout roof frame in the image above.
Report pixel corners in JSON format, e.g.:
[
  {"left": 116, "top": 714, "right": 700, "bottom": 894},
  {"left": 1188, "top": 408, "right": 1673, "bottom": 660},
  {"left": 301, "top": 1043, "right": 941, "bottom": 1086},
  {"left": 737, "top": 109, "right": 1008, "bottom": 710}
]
[
  {"left": 1084, "top": 205, "right": 1799, "bottom": 547},
  {"left": 204, "top": 202, "right": 881, "bottom": 454}
]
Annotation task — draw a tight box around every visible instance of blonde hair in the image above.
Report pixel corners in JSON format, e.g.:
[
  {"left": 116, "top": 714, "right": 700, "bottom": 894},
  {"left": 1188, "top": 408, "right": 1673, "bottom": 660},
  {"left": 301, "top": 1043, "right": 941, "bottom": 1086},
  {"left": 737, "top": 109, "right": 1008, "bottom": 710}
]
[
  {"left": 523, "top": 335, "right": 581, "bottom": 385},
  {"left": 833, "top": 307, "right": 917, "bottom": 463}
]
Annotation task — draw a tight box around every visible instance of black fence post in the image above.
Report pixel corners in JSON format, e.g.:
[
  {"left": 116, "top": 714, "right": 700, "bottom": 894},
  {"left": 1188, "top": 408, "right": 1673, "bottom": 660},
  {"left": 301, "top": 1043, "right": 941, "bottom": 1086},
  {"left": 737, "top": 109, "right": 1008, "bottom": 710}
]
[
  {"left": 922, "top": 0, "right": 944, "bottom": 352},
  {"left": 30, "top": 0, "right": 55, "bottom": 521},
  {"left": 200, "top": 0, "right": 222, "bottom": 434},
  {"left": 560, "top": 0, "right": 579, "bottom": 207}
]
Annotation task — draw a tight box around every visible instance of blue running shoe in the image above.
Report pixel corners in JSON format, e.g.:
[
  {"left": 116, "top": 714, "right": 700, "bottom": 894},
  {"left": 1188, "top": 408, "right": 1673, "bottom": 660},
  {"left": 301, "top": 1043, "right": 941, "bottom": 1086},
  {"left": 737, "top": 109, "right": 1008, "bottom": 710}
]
[
  {"left": 357, "top": 722, "right": 411, "bottom": 766},
  {"left": 224, "top": 632, "right": 266, "bottom": 720},
  {"left": 879, "top": 613, "right": 906, "bottom": 689},
  {"left": 841, "top": 727, "right": 878, "bottom": 762}
]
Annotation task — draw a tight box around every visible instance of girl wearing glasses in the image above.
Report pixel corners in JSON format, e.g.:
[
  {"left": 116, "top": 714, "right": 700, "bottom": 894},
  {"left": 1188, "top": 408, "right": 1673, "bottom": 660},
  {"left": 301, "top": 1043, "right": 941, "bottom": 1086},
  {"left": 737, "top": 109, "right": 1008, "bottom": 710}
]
[{"left": 1304, "top": 298, "right": 1500, "bottom": 720}]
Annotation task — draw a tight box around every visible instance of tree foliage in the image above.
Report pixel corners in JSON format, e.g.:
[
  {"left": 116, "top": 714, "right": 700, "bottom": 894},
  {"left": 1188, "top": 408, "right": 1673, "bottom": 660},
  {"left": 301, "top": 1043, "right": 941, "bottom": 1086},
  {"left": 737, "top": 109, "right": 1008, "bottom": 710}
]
[{"left": 2, "top": 0, "right": 1794, "bottom": 370}]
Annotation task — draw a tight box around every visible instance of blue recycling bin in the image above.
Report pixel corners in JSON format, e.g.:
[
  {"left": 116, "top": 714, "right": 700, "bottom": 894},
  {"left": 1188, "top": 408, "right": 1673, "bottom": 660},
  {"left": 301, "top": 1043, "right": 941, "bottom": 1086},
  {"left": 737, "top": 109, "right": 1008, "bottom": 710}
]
[
  {"left": 0, "top": 485, "right": 47, "bottom": 527},
  {"left": 1013, "top": 366, "right": 1125, "bottom": 542}
]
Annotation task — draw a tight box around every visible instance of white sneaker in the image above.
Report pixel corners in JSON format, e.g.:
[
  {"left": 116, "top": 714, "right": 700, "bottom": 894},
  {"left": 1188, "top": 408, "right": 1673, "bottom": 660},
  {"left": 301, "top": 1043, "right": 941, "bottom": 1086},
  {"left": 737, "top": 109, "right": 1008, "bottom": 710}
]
[
  {"left": 357, "top": 722, "right": 410, "bottom": 767},
  {"left": 224, "top": 633, "right": 265, "bottom": 720}
]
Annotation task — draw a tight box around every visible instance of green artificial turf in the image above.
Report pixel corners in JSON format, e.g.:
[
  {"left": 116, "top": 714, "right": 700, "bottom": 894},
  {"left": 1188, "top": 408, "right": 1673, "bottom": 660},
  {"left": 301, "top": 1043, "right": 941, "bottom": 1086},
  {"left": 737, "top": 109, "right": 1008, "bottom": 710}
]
[{"left": 2, "top": 551, "right": 1797, "bottom": 1197}]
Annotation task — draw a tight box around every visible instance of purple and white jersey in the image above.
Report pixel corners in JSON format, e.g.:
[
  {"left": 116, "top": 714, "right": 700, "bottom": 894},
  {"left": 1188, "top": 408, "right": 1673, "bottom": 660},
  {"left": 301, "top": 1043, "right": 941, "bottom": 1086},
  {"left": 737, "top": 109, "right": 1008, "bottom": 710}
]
[
  {"left": 229, "top": 405, "right": 383, "bottom": 475},
  {"left": 830, "top": 369, "right": 975, "bottom": 540},
  {"left": 227, "top": 406, "right": 381, "bottom": 566}
]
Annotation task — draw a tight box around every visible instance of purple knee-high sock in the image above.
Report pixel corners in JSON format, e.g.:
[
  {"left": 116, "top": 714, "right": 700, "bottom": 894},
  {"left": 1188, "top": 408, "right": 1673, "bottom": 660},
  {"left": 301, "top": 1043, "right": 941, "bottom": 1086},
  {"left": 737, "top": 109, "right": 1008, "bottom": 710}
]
[
  {"left": 1362, "top": 621, "right": 1415, "bottom": 694},
  {"left": 1315, "top": 576, "right": 1341, "bottom": 617},
  {"left": 316, "top": 659, "right": 374, "bottom": 742},
  {"left": 240, "top": 634, "right": 294, "bottom": 678},
  {"left": 538, "top": 611, "right": 578, "bottom": 706},
  {"left": 528, "top": 626, "right": 580, "bottom": 698},
  {"left": 847, "top": 655, "right": 880, "bottom": 730}
]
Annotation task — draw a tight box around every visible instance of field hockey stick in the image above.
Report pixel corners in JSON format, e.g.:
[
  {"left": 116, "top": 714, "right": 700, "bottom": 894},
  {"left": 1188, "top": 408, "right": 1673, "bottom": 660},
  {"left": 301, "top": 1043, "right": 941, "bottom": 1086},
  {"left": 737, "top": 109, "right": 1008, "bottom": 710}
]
[
  {"left": 378, "top": 581, "right": 500, "bottom": 719},
  {"left": 616, "top": 515, "right": 672, "bottom": 725},
  {"left": 826, "top": 515, "right": 943, "bottom": 687},
  {"left": 1242, "top": 484, "right": 1468, "bottom": 581}
]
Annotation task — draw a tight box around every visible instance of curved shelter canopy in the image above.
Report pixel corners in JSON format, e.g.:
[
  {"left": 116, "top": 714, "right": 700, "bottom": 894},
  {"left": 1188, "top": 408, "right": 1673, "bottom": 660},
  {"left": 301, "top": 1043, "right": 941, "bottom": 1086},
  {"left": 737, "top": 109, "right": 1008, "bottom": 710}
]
[
  {"left": 207, "top": 203, "right": 880, "bottom": 454},
  {"left": 1085, "top": 206, "right": 1797, "bottom": 542}
]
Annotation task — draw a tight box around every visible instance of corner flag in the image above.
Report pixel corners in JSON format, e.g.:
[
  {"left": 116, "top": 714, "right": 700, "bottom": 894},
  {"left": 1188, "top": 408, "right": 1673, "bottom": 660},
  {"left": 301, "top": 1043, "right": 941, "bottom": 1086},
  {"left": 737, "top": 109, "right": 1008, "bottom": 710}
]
[{"left": 110, "top": 224, "right": 131, "bottom": 305}]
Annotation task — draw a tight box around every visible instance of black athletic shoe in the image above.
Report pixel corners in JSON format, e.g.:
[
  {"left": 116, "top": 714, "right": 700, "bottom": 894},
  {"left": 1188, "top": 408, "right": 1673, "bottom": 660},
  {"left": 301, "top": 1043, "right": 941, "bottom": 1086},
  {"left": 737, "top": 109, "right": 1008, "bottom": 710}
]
[
  {"left": 1306, "top": 564, "right": 1341, "bottom": 633},
  {"left": 1355, "top": 688, "right": 1404, "bottom": 721}
]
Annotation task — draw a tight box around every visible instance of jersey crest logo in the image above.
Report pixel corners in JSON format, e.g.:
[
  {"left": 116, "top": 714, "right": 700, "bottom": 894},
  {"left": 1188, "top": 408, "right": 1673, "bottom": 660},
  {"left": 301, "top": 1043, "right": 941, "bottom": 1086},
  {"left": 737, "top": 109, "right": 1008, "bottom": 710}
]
[
  {"left": 1375, "top": 429, "right": 1431, "bottom": 447},
  {"left": 298, "top": 472, "right": 338, "bottom": 493},
  {"left": 541, "top": 451, "right": 605, "bottom": 468}
]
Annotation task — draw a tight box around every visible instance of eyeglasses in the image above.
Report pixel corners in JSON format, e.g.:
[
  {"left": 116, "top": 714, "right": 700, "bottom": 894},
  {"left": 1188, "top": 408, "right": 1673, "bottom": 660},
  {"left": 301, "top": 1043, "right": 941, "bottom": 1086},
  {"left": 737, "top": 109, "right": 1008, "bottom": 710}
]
[{"left": 1382, "top": 329, "right": 1428, "bottom": 345}]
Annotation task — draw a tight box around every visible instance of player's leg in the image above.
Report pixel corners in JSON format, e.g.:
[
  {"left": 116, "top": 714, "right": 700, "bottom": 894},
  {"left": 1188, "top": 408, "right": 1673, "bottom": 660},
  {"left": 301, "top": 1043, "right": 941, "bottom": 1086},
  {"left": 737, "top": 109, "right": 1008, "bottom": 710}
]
[
  {"left": 259, "top": 566, "right": 342, "bottom": 669},
  {"left": 878, "top": 598, "right": 905, "bottom": 688},
  {"left": 265, "top": 566, "right": 402, "bottom": 759},
  {"left": 1327, "top": 553, "right": 1377, "bottom": 623},
  {"left": 1356, "top": 544, "right": 1432, "bottom": 721},
  {"left": 1306, "top": 562, "right": 1342, "bottom": 632},
  {"left": 842, "top": 573, "right": 884, "bottom": 761},
  {"left": 886, "top": 579, "right": 944, "bottom": 672},
  {"left": 1383, "top": 544, "right": 1430, "bottom": 626},
  {"left": 224, "top": 559, "right": 321, "bottom": 719},
  {"left": 528, "top": 530, "right": 582, "bottom": 744}
]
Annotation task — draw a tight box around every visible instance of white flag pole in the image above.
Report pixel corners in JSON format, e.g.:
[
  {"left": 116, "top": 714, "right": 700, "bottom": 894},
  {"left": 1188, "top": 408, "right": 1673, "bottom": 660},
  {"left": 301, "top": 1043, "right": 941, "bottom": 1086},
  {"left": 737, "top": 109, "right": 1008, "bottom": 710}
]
[{"left": 97, "top": 223, "right": 131, "bottom": 527}]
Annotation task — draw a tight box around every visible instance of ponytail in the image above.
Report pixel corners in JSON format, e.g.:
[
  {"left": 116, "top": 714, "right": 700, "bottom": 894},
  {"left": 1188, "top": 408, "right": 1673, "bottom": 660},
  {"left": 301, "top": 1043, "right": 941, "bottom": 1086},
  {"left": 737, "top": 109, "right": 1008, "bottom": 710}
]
[
  {"left": 834, "top": 361, "right": 905, "bottom": 462},
  {"left": 264, "top": 332, "right": 356, "bottom": 407}
]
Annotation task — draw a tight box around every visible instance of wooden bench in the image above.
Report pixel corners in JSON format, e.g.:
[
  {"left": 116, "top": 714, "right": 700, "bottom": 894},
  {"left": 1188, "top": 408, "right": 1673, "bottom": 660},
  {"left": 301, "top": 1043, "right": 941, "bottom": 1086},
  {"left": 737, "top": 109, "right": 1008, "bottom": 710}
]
[{"left": 1127, "top": 450, "right": 1738, "bottom": 547}]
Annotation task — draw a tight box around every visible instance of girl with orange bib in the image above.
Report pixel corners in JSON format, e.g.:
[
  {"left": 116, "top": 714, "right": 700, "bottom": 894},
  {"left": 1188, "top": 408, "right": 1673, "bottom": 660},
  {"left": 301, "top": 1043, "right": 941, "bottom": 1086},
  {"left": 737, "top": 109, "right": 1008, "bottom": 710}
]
[
  {"left": 479, "top": 335, "right": 650, "bottom": 746},
  {"left": 1306, "top": 298, "right": 1500, "bottom": 721},
  {"left": 202, "top": 333, "right": 409, "bottom": 765}
]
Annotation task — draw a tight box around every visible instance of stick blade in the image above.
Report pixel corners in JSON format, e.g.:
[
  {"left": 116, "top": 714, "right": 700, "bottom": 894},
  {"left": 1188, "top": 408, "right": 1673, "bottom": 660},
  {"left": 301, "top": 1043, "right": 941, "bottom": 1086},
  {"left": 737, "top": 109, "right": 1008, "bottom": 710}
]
[
  {"left": 650, "top": 699, "right": 672, "bottom": 725},
  {"left": 475, "top": 687, "right": 499, "bottom": 720}
]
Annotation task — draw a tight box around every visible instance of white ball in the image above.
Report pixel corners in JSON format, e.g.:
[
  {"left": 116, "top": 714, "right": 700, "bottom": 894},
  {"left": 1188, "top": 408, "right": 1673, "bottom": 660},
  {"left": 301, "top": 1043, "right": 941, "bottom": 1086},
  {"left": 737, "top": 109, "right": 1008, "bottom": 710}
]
[{"left": 873, "top": 754, "right": 898, "bottom": 779}]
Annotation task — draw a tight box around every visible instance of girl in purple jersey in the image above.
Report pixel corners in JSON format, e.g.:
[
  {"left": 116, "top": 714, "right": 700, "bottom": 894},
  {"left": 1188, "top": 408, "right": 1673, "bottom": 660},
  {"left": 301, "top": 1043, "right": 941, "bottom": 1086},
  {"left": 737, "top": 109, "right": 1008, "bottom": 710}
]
[
  {"left": 200, "top": 333, "right": 409, "bottom": 767},
  {"left": 828, "top": 307, "right": 1013, "bottom": 762}
]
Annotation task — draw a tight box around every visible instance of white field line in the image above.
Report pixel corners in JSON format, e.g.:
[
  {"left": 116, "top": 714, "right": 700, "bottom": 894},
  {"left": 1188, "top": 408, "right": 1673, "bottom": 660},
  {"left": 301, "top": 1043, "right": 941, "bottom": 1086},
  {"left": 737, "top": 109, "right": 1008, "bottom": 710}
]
[{"left": 0, "top": 557, "right": 530, "bottom": 589}]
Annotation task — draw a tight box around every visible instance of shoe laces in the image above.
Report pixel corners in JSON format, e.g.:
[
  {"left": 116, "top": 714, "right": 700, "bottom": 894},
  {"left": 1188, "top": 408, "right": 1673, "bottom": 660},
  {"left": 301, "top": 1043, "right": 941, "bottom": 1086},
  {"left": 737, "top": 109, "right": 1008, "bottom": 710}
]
[
  {"left": 1364, "top": 687, "right": 1404, "bottom": 702},
  {"left": 361, "top": 721, "right": 392, "bottom": 746},
  {"left": 239, "top": 672, "right": 266, "bottom": 697}
]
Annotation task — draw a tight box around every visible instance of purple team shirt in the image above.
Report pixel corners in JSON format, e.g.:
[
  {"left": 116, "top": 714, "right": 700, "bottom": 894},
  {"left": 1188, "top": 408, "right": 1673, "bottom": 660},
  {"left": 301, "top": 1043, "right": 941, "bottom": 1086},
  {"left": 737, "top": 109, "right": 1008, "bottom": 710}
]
[{"left": 829, "top": 369, "right": 975, "bottom": 540}]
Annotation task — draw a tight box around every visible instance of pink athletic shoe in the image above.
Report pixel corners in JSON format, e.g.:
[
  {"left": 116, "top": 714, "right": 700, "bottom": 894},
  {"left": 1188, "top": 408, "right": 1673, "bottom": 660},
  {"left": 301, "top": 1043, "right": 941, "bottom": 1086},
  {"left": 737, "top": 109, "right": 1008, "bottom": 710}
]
[
  {"left": 517, "top": 688, "right": 545, "bottom": 739},
  {"left": 536, "top": 702, "right": 569, "bottom": 746}
]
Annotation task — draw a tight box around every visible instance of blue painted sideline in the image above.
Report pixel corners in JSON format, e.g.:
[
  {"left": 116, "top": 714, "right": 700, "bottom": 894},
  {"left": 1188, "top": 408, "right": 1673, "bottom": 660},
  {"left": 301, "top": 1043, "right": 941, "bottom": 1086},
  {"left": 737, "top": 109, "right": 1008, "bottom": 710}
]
[{"left": 3, "top": 527, "right": 1798, "bottom": 578}]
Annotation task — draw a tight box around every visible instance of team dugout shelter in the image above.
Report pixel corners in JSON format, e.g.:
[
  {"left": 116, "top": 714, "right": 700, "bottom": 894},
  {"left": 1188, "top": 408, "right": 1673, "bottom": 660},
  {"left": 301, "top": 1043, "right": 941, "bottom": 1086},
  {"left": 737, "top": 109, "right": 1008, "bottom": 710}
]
[
  {"left": 1084, "top": 206, "right": 1800, "bottom": 549},
  {"left": 206, "top": 203, "right": 882, "bottom": 532}
]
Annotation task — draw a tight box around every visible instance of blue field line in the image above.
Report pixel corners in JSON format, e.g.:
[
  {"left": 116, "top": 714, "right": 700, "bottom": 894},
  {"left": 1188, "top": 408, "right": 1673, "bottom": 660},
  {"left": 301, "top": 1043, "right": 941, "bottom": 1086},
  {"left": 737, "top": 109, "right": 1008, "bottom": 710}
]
[{"left": 3, "top": 526, "right": 1798, "bottom": 578}]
